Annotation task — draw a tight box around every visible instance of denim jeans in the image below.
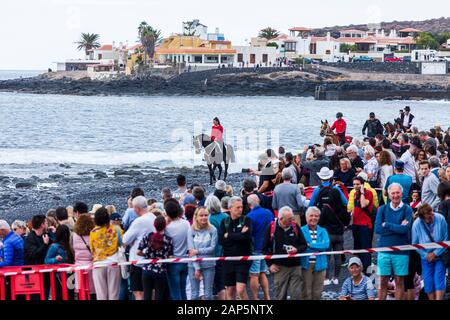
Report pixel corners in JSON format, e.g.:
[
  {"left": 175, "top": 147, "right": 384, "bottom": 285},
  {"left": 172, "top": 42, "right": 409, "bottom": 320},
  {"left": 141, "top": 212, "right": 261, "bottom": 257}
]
[
  {"left": 119, "top": 277, "right": 132, "bottom": 300},
  {"left": 167, "top": 263, "right": 188, "bottom": 300},
  {"left": 188, "top": 267, "right": 215, "bottom": 300},
  {"left": 326, "top": 234, "right": 344, "bottom": 279},
  {"left": 352, "top": 225, "right": 373, "bottom": 273}
]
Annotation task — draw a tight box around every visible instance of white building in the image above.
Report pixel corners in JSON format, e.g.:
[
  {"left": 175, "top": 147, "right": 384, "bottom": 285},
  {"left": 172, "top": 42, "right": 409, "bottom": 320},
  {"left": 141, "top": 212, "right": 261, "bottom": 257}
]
[
  {"left": 87, "top": 61, "right": 118, "bottom": 80},
  {"left": 310, "top": 33, "right": 341, "bottom": 62},
  {"left": 234, "top": 39, "right": 277, "bottom": 66},
  {"left": 411, "top": 49, "right": 438, "bottom": 62}
]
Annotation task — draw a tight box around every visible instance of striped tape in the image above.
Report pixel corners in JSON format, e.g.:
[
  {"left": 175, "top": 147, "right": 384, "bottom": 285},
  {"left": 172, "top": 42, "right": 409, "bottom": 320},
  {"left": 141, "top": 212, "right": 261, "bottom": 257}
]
[{"left": 2, "top": 241, "right": 448, "bottom": 276}]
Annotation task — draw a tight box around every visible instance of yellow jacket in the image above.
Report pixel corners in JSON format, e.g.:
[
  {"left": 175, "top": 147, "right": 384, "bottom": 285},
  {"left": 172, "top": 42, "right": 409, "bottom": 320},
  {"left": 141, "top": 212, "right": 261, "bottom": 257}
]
[
  {"left": 347, "top": 182, "right": 379, "bottom": 213},
  {"left": 90, "top": 224, "right": 123, "bottom": 262}
]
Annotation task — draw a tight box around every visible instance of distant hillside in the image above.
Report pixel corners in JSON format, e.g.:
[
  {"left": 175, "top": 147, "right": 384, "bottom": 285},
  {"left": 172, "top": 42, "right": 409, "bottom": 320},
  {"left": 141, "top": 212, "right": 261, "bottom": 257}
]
[{"left": 312, "top": 17, "right": 450, "bottom": 37}]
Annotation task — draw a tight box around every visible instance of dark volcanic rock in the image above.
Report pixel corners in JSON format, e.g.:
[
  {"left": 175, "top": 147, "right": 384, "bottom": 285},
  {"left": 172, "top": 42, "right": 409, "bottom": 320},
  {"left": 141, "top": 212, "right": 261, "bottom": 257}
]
[
  {"left": 49, "top": 174, "right": 64, "bottom": 180},
  {"left": 94, "top": 172, "right": 108, "bottom": 179},
  {"left": 114, "top": 170, "right": 143, "bottom": 177},
  {"left": 15, "top": 181, "right": 36, "bottom": 189}
]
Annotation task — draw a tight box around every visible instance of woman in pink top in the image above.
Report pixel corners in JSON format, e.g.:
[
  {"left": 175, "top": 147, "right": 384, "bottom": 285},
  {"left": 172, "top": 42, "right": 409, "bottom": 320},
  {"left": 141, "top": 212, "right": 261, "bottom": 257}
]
[{"left": 72, "top": 214, "right": 96, "bottom": 297}]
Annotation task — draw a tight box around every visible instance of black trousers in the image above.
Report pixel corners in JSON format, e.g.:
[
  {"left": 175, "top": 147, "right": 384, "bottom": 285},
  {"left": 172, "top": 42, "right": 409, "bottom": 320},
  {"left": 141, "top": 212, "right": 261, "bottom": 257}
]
[{"left": 142, "top": 271, "right": 170, "bottom": 300}]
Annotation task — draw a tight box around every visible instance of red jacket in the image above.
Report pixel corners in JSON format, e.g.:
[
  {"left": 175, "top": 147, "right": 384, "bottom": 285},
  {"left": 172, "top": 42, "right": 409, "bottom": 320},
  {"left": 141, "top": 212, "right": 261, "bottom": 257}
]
[
  {"left": 211, "top": 125, "right": 223, "bottom": 141},
  {"left": 331, "top": 119, "right": 347, "bottom": 134}
]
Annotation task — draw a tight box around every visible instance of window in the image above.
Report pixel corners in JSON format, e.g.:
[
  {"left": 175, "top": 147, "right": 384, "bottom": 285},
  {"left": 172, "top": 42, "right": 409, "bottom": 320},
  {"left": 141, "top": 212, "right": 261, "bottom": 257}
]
[
  {"left": 326, "top": 50, "right": 331, "bottom": 55},
  {"left": 285, "top": 42, "right": 296, "bottom": 52},
  {"left": 205, "top": 55, "right": 219, "bottom": 63},
  {"left": 237, "top": 53, "right": 243, "bottom": 63},
  {"left": 194, "top": 56, "right": 202, "bottom": 63},
  {"left": 250, "top": 54, "right": 256, "bottom": 64},
  {"left": 262, "top": 54, "right": 268, "bottom": 63}
]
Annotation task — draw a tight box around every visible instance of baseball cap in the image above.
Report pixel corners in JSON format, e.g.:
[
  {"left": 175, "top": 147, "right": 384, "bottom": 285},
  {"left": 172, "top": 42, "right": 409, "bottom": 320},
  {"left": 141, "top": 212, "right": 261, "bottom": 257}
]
[
  {"left": 110, "top": 213, "right": 122, "bottom": 222},
  {"left": 348, "top": 257, "right": 362, "bottom": 268},
  {"left": 394, "top": 160, "right": 405, "bottom": 170},
  {"left": 182, "top": 194, "right": 196, "bottom": 206},
  {"left": 369, "top": 112, "right": 375, "bottom": 118},
  {"left": 357, "top": 172, "right": 368, "bottom": 182}
]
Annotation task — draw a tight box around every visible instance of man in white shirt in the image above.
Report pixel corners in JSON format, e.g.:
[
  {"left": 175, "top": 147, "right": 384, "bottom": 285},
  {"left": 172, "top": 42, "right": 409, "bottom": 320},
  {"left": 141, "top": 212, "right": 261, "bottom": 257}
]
[
  {"left": 123, "top": 196, "right": 156, "bottom": 300},
  {"left": 400, "top": 138, "right": 421, "bottom": 185}
]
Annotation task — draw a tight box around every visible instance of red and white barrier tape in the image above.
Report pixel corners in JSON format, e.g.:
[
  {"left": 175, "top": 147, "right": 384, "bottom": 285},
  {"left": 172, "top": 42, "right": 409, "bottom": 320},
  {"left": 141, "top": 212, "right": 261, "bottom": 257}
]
[{"left": 2, "top": 241, "right": 447, "bottom": 276}]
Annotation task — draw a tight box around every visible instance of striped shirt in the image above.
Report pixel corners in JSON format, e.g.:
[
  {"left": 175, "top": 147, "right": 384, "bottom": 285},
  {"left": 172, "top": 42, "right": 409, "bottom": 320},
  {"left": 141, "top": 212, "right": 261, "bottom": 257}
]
[
  {"left": 339, "top": 276, "right": 376, "bottom": 300},
  {"left": 309, "top": 229, "right": 317, "bottom": 263}
]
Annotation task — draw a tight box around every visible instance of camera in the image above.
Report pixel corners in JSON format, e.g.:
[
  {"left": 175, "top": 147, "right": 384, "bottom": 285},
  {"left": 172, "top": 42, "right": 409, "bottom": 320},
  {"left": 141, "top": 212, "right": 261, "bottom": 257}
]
[
  {"left": 241, "top": 168, "right": 251, "bottom": 173},
  {"left": 283, "top": 245, "right": 295, "bottom": 252}
]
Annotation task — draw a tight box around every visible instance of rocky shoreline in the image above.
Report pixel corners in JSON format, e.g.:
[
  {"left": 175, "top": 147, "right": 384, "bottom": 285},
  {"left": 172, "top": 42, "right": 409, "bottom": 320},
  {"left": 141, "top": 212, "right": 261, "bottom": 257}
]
[
  {"left": 0, "top": 165, "right": 244, "bottom": 222},
  {"left": 1, "top": 69, "right": 449, "bottom": 100}
]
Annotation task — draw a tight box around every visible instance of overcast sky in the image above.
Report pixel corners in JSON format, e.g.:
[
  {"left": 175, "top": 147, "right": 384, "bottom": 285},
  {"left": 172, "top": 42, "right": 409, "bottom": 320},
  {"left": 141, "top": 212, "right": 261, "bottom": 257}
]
[{"left": 1, "top": 0, "right": 449, "bottom": 70}]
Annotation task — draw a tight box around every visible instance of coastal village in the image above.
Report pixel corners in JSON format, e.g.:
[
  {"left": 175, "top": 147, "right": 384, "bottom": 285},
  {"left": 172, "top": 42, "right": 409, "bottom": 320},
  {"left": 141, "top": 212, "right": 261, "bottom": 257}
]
[{"left": 55, "top": 19, "right": 450, "bottom": 80}]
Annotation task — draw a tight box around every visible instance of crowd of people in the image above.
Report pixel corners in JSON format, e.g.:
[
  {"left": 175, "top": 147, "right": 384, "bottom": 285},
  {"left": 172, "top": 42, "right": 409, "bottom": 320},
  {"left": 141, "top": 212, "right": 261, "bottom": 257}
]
[{"left": 0, "top": 107, "right": 449, "bottom": 301}]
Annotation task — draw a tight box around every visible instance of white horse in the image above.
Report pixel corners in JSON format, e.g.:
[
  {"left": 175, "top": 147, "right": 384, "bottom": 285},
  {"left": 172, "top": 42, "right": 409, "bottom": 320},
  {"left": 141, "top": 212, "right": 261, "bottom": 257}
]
[{"left": 193, "top": 134, "right": 236, "bottom": 185}]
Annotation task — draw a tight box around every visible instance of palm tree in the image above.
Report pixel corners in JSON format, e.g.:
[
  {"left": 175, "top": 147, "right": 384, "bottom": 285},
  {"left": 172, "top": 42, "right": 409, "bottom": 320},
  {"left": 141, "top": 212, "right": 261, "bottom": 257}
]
[
  {"left": 182, "top": 20, "right": 197, "bottom": 36},
  {"left": 259, "top": 27, "right": 280, "bottom": 40},
  {"left": 138, "top": 21, "right": 162, "bottom": 65},
  {"left": 75, "top": 33, "right": 101, "bottom": 56}
]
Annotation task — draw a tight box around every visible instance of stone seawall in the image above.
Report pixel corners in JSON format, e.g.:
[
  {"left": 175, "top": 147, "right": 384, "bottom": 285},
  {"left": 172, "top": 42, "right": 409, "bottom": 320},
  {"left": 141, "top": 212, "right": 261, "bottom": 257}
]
[{"left": 323, "top": 62, "right": 420, "bottom": 74}]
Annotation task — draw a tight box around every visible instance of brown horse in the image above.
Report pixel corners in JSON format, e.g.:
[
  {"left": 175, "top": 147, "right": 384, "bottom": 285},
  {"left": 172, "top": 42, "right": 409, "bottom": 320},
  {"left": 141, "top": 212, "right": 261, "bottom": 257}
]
[{"left": 320, "top": 120, "right": 340, "bottom": 146}]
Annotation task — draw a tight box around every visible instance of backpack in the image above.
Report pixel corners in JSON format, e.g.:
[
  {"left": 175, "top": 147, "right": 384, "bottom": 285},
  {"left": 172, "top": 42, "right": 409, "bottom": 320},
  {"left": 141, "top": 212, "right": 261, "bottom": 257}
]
[
  {"left": 317, "top": 185, "right": 350, "bottom": 227},
  {"left": 315, "top": 185, "right": 335, "bottom": 210}
]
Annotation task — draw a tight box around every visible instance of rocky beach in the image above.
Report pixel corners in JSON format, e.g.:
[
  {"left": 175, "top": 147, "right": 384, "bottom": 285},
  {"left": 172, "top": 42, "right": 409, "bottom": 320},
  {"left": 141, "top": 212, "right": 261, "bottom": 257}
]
[
  {"left": 0, "top": 164, "right": 245, "bottom": 221},
  {"left": 1, "top": 64, "right": 450, "bottom": 100}
]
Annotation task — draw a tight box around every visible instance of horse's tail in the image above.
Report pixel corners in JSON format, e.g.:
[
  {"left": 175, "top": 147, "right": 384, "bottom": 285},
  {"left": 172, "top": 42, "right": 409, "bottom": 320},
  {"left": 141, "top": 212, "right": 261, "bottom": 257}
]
[{"left": 227, "top": 145, "right": 236, "bottom": 163}]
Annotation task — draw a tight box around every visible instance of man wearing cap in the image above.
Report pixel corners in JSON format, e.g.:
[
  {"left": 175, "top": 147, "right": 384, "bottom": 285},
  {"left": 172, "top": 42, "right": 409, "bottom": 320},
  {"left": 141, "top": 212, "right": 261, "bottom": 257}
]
[
  {"left": 362, "top": 112, "right": 384, "bottom": 138},
  {"left": 401, "top": 106, "right": 414, "bottom": 131},
  {"left": 384, "top": 160, "right": 413, "bottom": 205},
  {"left": 309, "top": 167, "right": 348, "bottom": 209},
  {"left": 0, "top": 220, "right": 24, "bottom": 267},
  {"left": 339, "top": 257, "right": 376, "bottom": 300},
  {"left": 399, "top": 136, "right": 421, "bottom": 186}
]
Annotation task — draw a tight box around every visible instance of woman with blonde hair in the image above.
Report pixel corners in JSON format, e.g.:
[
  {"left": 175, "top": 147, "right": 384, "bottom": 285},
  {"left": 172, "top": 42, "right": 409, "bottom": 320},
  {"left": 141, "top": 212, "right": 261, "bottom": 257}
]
[
  {"left": 187, "top": 207, "right": 218, "bottom": 300},
  {"left": 378, "top": 150, "right": 394, "bottom": 204},
  {"left": 105, "top": 205, "right": 117, "bottom": 216}
]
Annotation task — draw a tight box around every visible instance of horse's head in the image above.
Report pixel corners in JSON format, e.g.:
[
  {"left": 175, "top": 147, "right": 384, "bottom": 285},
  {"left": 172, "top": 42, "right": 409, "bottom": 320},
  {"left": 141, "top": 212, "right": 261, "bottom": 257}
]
[
  {"left": 320, "top": 120, "right": 329, "bottom": 137},
  {"left": 193, "top": 135, "right": 202, "bottom": 154}
]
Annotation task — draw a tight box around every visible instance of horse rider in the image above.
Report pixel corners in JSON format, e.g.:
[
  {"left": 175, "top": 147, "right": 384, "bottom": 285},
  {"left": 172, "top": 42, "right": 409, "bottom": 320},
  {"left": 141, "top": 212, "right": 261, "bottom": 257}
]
[
  {"left": 331, "top": 112, "right": 347, "bottom": 145},
  {"left": 362, "top": 112, "right": 384, "bottom": 138},
  {"left": 211, "top": 117, "right": 226, "bottom": 161}
]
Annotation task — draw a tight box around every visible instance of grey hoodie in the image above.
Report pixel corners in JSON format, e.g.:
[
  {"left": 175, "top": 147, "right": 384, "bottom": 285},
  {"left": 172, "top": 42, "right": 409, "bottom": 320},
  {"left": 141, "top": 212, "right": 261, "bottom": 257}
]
[{"left": 187, "top": 226, "right": 218, "bottom": 270}]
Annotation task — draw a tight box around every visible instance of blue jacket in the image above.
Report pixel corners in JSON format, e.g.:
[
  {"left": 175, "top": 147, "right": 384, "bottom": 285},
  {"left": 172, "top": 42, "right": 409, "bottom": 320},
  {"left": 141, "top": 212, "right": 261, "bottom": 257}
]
[
  {"left": 412, "top": 213, "right": 448, "bottom": 260},
  {"left": 247, "top": 206, "right": 274, "bottom": 251},
  {"left": 44, "top": 243, "right": 68, "bottom": 264},
  {"left": 209, "top": 211, "right": 229, "bottom": 256},
  {"left": 0, "top": 231, "right": 24, "bottom": 267},
  {"left": 300, "top": 225, "right": 330, "bottom": 271},
  {"left": 374, "top": 203, "right": 412, "bottom": 254},
  {"left": 309, "top": 182, "right": 348, "bottom": 207}
]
